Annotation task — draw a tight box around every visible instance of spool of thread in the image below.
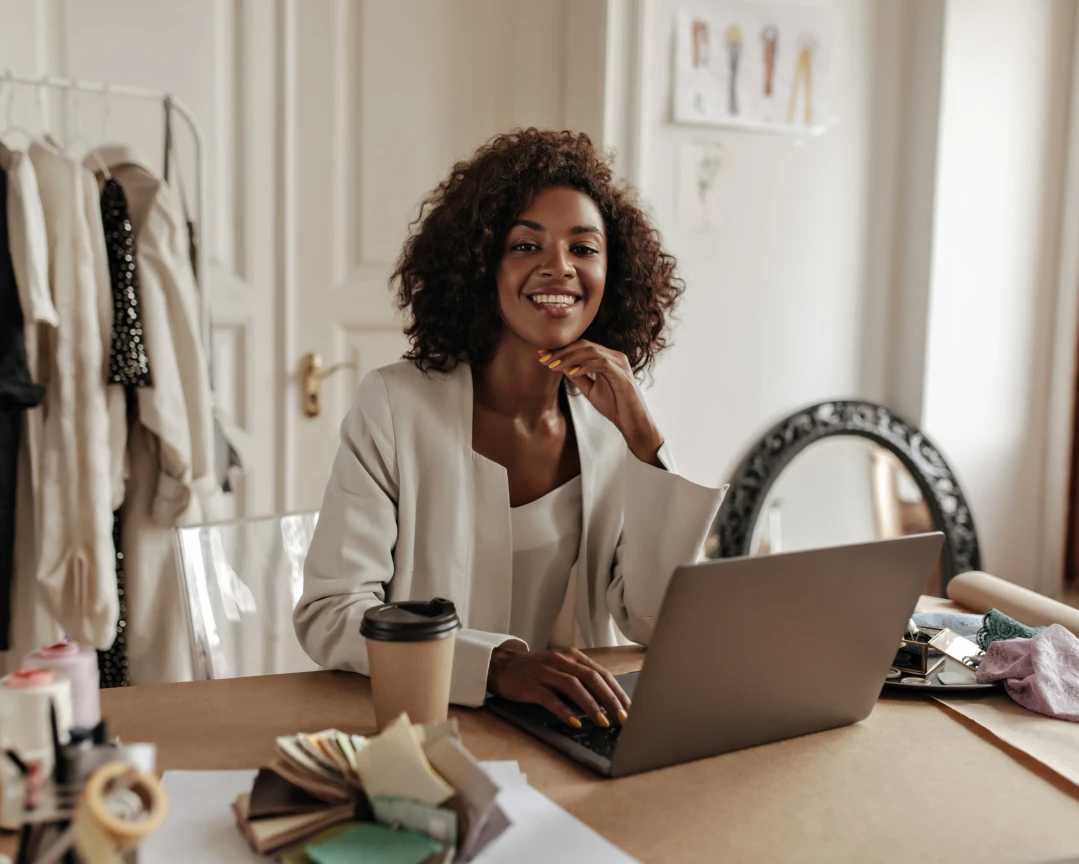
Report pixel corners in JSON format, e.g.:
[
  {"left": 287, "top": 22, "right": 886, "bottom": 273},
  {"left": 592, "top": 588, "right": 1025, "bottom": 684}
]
[
  {"left": 0, "top": 668, "right": 74, "bottom": 772},
  {"left": 22, "top": 641, "right": 101, "bottom": 729}
]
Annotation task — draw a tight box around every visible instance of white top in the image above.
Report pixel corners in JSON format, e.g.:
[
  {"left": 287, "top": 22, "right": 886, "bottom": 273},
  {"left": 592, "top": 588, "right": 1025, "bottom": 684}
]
[{"left": 509, "top": 475, "right": 583, "bottom": 650}]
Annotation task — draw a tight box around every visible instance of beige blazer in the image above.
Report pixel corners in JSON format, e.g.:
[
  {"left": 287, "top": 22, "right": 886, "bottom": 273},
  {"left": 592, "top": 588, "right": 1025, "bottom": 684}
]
[
  {"left": 87, "top": 146, "right": 225, "bottom": 685},
  {"left": 295, "top": 361, "right": 727, "bottom": 707}
]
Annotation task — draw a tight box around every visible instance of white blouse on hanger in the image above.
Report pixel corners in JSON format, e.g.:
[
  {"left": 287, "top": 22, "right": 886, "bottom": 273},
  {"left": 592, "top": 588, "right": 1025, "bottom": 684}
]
[{"left": 28, "top": 139, "right": 117, "bottom": 650}]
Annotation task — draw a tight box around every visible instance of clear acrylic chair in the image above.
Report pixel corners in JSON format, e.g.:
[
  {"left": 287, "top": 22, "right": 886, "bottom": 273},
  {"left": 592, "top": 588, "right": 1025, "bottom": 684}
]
[{"left": 174, "top": 511, "right": 321, "bottom": 680}]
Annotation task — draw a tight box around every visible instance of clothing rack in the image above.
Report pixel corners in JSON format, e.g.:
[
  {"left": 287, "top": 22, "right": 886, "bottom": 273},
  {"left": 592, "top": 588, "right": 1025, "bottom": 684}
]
[{"left": 3, "top": 71, "right": 211, "bottom": 361}]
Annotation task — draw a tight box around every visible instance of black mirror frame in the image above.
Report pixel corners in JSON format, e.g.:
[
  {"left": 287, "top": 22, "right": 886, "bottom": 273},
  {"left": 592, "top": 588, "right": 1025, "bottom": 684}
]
[{"left": 711, "top": 400, "right": 981, "bottom": 588}]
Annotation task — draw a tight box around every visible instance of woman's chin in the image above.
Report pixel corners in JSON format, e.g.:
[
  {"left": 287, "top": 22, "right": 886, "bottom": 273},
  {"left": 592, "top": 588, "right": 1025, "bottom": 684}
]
[{"left": 532, "top": 326, "right": 584, "bottom": 351}]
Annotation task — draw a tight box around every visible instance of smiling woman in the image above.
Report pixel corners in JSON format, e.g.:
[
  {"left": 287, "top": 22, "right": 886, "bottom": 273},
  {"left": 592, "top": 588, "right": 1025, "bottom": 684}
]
[
  {"left": 501, "top": 190, "right": 606, "bottom": 336},
  {"left": 294, "top": 128, "right": 726, "bottom": 732},
  {"left": 391, "top": 129, "right": 683, "bottom": 374}
]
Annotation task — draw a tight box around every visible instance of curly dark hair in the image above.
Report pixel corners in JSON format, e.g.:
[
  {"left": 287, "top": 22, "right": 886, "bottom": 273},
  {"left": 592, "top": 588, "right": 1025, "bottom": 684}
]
[{"left": 390, "top": 128, "right": 683, "bottom": 374}]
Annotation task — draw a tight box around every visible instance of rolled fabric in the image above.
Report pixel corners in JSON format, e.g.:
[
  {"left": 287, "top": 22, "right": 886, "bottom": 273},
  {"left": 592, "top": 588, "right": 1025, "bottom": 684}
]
[{"left": 947, "top": 571, "right": 1079, "bottom": 639}]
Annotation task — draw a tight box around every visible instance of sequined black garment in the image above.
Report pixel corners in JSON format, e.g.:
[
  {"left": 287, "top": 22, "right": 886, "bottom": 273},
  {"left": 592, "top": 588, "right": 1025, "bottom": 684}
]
[
  {"left": 100, "top": 178, "right": 151, "bottom": 388},
  {"left": 97, "top": 178, "right": 151, "bottom": 687},
  {"left": 98, "top": 508, "right": 130, "bottom": 688}
]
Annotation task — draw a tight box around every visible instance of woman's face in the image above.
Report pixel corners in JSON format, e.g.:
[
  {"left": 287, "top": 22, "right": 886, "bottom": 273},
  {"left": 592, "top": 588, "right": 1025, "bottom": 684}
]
[{"left": 495, "top": 186, "right": 607, "bottom": 351}]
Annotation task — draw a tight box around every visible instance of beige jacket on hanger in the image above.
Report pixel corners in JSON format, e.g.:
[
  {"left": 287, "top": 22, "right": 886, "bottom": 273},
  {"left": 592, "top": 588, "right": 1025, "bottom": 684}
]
[
  {"left": 0, "top": 142, "right": 63, "bottom": 673},
  {"left": 28, "top": 140, "right": 117, "bottom": 649},
  {"left": 87, "top": 146, "right": 224, "bottom": 686},
  {"left": 295, "top": 361, "right": 728, "bottom": 707}
]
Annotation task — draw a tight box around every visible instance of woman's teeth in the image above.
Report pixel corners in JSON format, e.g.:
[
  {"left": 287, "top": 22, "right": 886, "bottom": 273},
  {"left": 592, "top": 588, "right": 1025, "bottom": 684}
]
[{"left": 529, "top": 294, "right": 579, "bottom": 308}]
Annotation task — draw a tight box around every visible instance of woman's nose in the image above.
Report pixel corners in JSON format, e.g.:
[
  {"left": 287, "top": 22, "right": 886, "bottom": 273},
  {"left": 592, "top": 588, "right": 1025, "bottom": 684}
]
[{"left": 539, "top": 246, "right": 574, "bottom": 279}]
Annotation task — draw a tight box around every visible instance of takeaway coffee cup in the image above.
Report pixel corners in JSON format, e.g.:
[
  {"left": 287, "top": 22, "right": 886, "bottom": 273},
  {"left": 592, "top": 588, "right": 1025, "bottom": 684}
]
[{"left": 360, "top": 598, "right": 460, "bottom": 730}]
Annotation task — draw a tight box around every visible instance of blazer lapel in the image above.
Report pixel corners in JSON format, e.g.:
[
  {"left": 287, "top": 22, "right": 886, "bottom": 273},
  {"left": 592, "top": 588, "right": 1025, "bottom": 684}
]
[{"left": 463, "top": 365, "right": 514, "bottom": 634}]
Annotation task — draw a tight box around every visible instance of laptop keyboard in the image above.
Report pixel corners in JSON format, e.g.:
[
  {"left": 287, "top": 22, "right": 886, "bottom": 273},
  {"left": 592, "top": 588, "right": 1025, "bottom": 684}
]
[{"left": 546, "top": 717, "right": 623, "bottom": 760}]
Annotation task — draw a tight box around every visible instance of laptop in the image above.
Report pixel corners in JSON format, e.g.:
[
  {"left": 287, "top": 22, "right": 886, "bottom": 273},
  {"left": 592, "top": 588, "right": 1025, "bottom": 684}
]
[{"left": 486, "top": 533, "right": 944, "bottom": 778}]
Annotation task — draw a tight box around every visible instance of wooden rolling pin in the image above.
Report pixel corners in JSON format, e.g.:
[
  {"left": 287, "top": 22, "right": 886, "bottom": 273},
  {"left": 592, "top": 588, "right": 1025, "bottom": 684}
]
[{"left": 947, "top": 571, "right": 1079, "bottom": 638}]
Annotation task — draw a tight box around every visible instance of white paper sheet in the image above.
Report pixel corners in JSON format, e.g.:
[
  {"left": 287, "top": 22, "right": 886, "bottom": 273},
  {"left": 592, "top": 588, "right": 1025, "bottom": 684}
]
[
  {"left": 141, "top": 770, "right": 262, "bottom": 864},
  {"left": 145, "top": 762, "right": 636, "bottom": 864},
  {"left": 480, "top": 761, "right": 527, "bottom": 788},
  {"left": 676, "top": 141, "right": 724, "bottom": 233},
  {"left": 476, "top": 762, "right": 639, "bottom": 863}
]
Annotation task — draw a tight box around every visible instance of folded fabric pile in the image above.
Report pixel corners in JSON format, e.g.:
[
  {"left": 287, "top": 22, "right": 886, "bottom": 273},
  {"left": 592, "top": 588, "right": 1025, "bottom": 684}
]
[
  {"left": 232, "top": 714, "right": 509, "bottom": 862},
  {"left": 975, "top": 623, "right": 1079, "bottom": 722}
]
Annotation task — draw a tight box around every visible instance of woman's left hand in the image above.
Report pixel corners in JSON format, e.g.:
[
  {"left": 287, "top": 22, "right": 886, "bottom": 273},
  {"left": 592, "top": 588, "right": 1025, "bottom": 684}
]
[{"left": 539, "top": 340, "right": 665, "bottom": 466}]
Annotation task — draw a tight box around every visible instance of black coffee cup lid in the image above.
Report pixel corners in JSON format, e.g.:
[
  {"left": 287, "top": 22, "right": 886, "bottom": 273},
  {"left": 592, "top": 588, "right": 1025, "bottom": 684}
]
[{"left": 360, "top": 598, "right": 461, "bottom": 642}]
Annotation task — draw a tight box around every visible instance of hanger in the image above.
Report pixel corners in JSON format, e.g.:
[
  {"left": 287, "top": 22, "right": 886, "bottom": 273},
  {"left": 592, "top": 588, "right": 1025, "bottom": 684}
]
[
  {"left": 0, "top": 70, "right": 36, "bottom": 144},
  {"left": 63, "top": 87, "right": 110, "bottom": 179},
  {"left": 35, "top": 76, "right": 47, "bottom": 133},
  {"left": 95, "top": 85, "right": 113, "bottom": 180}
]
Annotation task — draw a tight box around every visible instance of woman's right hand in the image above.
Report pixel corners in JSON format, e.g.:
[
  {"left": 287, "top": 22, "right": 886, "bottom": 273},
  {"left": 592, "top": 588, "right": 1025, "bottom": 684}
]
[{"left": 487, "top": 644, "right": 631, "bottom": 728}]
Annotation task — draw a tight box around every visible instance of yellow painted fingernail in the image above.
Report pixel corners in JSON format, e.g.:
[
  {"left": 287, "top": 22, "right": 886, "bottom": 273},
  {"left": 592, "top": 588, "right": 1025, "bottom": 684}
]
[
  {"left": 595, "top": 712, "right": 610, "bottom": 729},
  {"left": 568, "top": 716, "right": 582, "bottom": 729},
  {"left": 537, "top": 349, "right": 548, "bottom": 355},
  {"left": 548, "top": 359, "right": 561, "bottom": 369},
  {"left": 568, "top": 366, "right": 580, "bottom": 376},
  {"left": 617, "top": 708, "right": 629, "bottom": 724},
  {"left": 538, "top": 353, "right": 552, "bottom": 363}
]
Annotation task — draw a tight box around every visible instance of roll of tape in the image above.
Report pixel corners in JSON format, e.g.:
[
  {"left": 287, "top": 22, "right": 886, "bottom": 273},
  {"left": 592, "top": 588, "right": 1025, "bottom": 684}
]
[{"left": 81, "top": 762, "right": 168, "bottom": 848}]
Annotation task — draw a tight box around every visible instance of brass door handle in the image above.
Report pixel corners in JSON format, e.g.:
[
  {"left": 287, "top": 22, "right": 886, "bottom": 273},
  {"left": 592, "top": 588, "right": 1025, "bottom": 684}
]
[{"left": 301, "top": 352, "right": 358, "bottom": 417}]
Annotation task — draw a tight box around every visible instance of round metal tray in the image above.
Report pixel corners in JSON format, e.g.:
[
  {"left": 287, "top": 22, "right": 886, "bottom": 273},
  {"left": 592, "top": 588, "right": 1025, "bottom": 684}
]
[{"left": 882, "top": 665, "right": 998, "bottom": 693}]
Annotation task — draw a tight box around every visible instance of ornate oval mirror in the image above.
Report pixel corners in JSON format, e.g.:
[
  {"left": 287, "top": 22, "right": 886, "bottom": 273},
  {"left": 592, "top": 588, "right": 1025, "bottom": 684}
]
[{"left": 710, "top": 401, "right": 980, "bottom": 593}]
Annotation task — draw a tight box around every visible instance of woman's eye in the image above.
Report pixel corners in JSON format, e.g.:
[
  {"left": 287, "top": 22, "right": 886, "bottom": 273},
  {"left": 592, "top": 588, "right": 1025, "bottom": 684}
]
[
  {"left": 512, "top": 241, "right": 539, "bottom": 252},
  {"left": 573, "top": 245, "right": 599, "bottom": 256}
]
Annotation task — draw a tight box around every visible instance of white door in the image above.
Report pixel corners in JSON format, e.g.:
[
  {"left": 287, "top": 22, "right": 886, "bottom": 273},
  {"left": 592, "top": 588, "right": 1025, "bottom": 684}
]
[{"left": 284, "top": 0, "right": 606, "bottom": 509}]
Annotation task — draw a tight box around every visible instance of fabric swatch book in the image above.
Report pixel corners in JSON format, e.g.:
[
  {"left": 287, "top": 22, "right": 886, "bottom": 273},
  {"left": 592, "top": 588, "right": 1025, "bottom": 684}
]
[{"left": 231, "top": 714, "right": 510, "bottom": 861}]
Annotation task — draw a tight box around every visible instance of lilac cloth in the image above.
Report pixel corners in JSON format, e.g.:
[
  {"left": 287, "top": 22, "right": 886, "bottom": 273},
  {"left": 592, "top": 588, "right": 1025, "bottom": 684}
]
[{"left": 975, "top": 624, "right": 1079, "bottom": 721}]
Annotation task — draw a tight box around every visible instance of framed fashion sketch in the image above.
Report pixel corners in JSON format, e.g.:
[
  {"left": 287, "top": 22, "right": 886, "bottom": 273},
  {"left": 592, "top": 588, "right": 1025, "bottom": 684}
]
[{"left": 673, "top": 3, "right": 838, "bottom": 136}]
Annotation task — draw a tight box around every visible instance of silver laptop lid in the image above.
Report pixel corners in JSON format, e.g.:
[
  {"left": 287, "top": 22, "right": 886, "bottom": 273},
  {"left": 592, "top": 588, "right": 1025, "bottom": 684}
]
[{"left": 609, "top": 533, "right": 944, "bottom": 778}]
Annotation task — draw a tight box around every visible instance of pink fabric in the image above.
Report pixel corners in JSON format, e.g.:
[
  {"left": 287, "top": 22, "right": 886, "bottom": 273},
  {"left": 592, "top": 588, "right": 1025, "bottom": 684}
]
[{"left": 975, "top": 624, "right": 1079, "bottom": 721}]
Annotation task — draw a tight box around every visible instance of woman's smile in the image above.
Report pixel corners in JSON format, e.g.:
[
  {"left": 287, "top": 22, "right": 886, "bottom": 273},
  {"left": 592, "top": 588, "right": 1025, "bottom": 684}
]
[{"left": 525, "top": 287, "right": 584, "bottom": 317}]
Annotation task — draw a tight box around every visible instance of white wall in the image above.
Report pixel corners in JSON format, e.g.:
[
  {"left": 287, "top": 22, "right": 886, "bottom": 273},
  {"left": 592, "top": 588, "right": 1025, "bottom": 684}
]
[
  {"left": 629, "top": 0, "right": 1079, "bottom": 594},
  {"left": 634, "top": 0, "right": 909, "bottom": 489},
  {"left": 750, "top": 438, "right": 879, "bottom": 553},
  {"left": 921, "top": 0, "right": 1076, "bottom": 590}
]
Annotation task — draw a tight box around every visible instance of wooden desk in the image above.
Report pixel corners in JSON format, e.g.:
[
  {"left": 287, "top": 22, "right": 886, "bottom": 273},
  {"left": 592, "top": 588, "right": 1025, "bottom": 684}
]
[
  {"left": 4, "top": 648, "right": 1065, "bottom": 863},
  {"left": 5, "top": 609, "right": 1079, "bottom": 862}
]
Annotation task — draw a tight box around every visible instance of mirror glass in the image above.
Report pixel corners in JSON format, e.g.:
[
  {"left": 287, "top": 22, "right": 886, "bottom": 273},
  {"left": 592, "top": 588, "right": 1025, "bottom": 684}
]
[{"left": 749, "top": 437, "right": 941, "bottom": 593}]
